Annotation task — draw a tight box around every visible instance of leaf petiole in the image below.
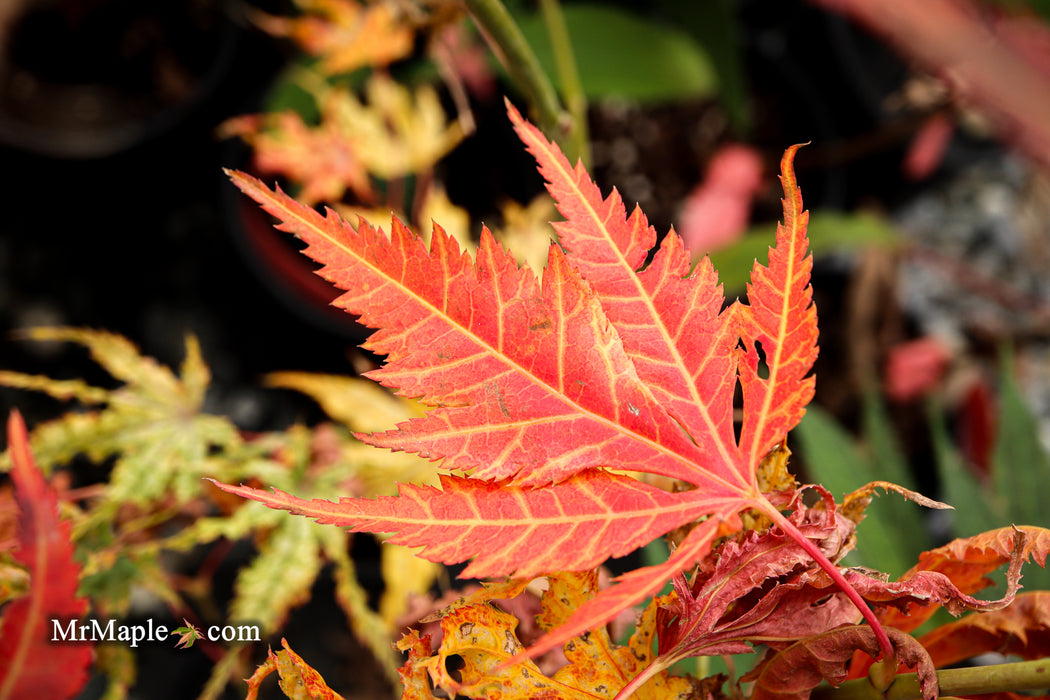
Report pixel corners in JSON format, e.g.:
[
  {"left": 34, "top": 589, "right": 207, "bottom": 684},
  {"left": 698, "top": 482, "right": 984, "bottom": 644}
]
[{"left": 758, "top": 501, "right": 895, "bottom": 662}]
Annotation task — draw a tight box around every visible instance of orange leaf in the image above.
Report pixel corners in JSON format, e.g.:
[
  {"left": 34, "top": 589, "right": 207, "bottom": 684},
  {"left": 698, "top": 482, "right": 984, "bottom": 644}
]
[
  {"left": 251, "top": 0, "right": 413, "bottom": 75},
  {"left": 210, "top": 472, "right": 728, "bottom": 579},
  {"left": 224, "top": 171, "right": 715, "bottom": 489},
  {"left": 735, "top": 144, "right": 819, "bottom": 470},
  {"left": 217, "top": 105, "right": 900, "bottom": 663},
  {"left": 918, "top": 591, "right": 1050, "bottom": 667},
  {"left": 879, "top": 526, "right": 1050, "bottom": 633},
  {"left": 508, "top": 101, "right": 745, "bottom": 489},
  {"left": 221, "top": 110, "right": 373, "bottom": 207},
  {"left": 0, "top": 411, "right": 92, "bottom": 700}
]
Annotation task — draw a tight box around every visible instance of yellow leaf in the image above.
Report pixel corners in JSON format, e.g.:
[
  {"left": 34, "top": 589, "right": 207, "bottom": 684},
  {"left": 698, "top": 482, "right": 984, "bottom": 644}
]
[
  {"left": 230, "top": 515, "right": 325, "bottom": 634},
  {"left": 497, "top": 194, "right": 556, "bottom": 276},
  {"left": 379, "top": 543, "right": 442, "bottom": 626},
  {"left": 264, "top": 372, "right": 439, "bottom": 492},
  {"left": 418, "top": 185, "right": 473, "bottom": 253},
  {"left": 318, "top": 525, "right": 403, "bottom": 687},
  {"left": 337, "top": 183, "right": 474, "bottom": 256},
  {"left": 253, "top": 0, "right": 414, "bottom": 75},
  {"left": 265, "top": 372, "right": 423, "bottom": 432},
  {"left": 413, "top": 571, "right": 699, "bottom": 699},
  {"left": 326, "top": 74, "right": 464, "bottom": 178}
]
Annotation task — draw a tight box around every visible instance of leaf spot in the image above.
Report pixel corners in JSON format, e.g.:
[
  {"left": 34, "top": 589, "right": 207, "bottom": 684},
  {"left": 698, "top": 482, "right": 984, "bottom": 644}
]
[
  {"left": 503, "top": 629, "right": 518, "bottom": 655},
  {"left": 529, "top": 316, "right": 552, "bottom": 331},
  {"left": 483, "top": 381, "right": 511, "bottom": 418}
]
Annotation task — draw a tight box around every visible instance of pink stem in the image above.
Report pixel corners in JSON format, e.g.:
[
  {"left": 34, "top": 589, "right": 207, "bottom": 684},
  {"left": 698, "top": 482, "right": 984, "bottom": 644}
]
[{"left": 759, "top": 502, "right": 895, "bottom": 661}]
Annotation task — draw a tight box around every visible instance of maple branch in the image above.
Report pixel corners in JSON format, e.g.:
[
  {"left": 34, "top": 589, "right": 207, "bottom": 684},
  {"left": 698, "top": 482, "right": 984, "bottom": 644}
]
[
  {"left": 462, "top": 0, "right": 573, "bottom": 156},
  {"left": 537, "top": 0, "right": 590, "bottom": 167},
  {"left": 812, "top": 658, "right": 1050, "bottom": 700}
]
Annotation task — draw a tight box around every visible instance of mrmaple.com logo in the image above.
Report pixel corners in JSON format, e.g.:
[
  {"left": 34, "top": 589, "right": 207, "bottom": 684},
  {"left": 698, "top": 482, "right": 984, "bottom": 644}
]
[{"left": 51, "top": 618, "right": 261, "bottom": 648}]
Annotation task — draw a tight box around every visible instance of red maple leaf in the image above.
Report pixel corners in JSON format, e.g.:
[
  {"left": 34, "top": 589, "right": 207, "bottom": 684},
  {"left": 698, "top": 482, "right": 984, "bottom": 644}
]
[
  {"left": 627, "top": 500, "right": 1026, "bottom": 699},
  {"left": 0, "top": 411, "right": 92, "bottom": 700},
  {"left": 213, "top": 101, "right": 896, "bottom": 662}
]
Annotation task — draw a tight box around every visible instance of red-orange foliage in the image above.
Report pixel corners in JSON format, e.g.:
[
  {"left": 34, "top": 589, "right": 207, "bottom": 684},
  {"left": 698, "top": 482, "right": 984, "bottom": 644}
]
[
  {"left": 214, "top": 101, "right": 901, "bottom": 661},
  {"left": 0, "top": 412, "right": 92, "bottom": 700}
]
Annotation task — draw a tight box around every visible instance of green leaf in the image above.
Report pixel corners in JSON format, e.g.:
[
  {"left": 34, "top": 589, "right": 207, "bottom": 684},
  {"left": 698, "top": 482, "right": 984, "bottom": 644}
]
[
  {"left": 651, "top": 0, "right": 749, "bottom": 134},
  {"left": 796, "top": 397, "right": 930, "bottom": 577},
  {"left": 512, "top": 3, "right": 718, "bottom": 102},
  {"left": 230, "top": 514, "right": 326, "bottom": 634},
  {"left": 992, "top": 352, "right": 1050, "bottom": 530},
  {"left": 0, "top": 329, "right": 242, "bottom": 507},
  {"left": 318, "top": 527, "right": 403, "bottom": 687},
  {"left": 926, "top": 397, "right": 1002, "bottom": 537},
  {"left": 94, "top": 643, "right": 136, "bottom": 700}
]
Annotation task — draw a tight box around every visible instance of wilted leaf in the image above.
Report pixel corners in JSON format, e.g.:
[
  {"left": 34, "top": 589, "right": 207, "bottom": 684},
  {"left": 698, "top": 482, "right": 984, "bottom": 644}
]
[
  {"left": 397, "top": 630, "right": 439, "bottom": 700},
  {"left": 918, "top": 591, "right": 1050, "bottom": 667},
  {"left": 647, "top": 492, "right": 980, "bottom": 687},
  {"left": 406, "top": 570, "right": 698, "bottom": 699},
  {"left": 745, "top": 626, "right": 938, "bottom": 700},
  {"left": 879, "top": 526, "right": 1050, "bottom": 633},
  {"left": 797, "top": 395, "right": 934, "bottom": 577}
]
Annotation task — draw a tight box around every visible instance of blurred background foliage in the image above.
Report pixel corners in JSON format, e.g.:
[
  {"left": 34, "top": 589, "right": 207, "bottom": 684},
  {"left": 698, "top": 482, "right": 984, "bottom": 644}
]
[{"left": 3, "top": 0, "right": 1050, "bottom": 697}]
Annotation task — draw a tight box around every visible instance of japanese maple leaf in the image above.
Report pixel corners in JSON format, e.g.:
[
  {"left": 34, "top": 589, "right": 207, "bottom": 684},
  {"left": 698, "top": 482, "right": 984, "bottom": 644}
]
[
  {"left": 0, "top": 411, "right": 92, "bottom": 700},
  {"left": 214, "top": 101, "right": 895, "bottom": 661}
]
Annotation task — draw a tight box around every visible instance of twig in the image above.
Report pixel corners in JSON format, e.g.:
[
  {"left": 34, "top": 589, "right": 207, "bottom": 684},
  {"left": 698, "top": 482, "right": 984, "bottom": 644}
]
[
  {"left": 812, "top": 657, "right": 1050, "bottom": 700},
  {"left": 462, "top": 0, "right": 573, "bottom": 157},
  {"left": 537, "top": 0, "right": 590, "bottom": 167}
]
